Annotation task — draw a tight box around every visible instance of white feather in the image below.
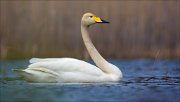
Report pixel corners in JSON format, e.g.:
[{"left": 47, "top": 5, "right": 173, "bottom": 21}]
[
  {"left": 14, "top": 13, "right": 122, "bottom": 83},
  {"left": 28, "top": 58, "right": 103, "bottom": 76}
]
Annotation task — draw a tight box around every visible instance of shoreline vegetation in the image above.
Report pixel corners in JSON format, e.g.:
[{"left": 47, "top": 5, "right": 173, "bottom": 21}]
[
  {"left": 1, "top": 50, "right": 179, "bottom": 60},
  {"left": 1, "top": 1, "right": 180, "bottom": 60}
]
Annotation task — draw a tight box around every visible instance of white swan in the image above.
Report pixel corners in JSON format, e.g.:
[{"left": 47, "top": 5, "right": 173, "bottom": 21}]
[{"left": 13, "top": 13, "right": 123, "bottom": 83}]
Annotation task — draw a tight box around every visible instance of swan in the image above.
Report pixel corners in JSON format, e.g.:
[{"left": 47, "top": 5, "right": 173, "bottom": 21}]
[{"left": 13, "top": 13, "right": 123, "bottom": 83}]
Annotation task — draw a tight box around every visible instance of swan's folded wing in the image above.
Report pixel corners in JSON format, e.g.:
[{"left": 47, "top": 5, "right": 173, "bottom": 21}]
[
  {"left": 26, "top": 67, "right": 59, "bottom": 76},
  {"left": 28, "top": 58, "right": 103, "bottom": 76}
]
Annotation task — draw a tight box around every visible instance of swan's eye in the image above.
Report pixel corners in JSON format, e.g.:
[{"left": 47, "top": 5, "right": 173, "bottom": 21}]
[{"left": 89, "top": 16, "right": 93, "bottom": 18}]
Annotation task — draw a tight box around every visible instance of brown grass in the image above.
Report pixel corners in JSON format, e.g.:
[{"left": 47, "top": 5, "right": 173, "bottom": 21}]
[{"left": 0, "top": 1, "right": 180, "bottom": 60}]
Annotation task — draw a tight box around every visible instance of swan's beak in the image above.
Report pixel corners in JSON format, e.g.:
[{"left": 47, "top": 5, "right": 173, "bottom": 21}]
[{"left": 93, "top": 16, "right": 109, "bottom": 23}]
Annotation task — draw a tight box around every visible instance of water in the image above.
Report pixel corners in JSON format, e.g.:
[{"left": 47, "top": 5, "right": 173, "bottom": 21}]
[{"left": 0, "top": 59, "right": 180, "bottom": 102}]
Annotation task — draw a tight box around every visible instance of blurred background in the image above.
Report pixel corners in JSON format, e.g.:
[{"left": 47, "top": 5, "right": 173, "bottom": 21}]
[
  {"left": 1, "top": 2, "right": 180, "bottom": 101},
  {"left": 1, "top": 1, "right": 180, "bottom": 60}
]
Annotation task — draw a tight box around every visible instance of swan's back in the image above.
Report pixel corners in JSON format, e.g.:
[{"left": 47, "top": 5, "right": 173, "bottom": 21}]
[{"left": 28, "top": 58, "right": 103, "bottom": 76}]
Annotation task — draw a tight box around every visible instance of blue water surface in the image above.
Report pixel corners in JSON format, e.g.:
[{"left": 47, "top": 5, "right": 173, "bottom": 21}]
[{"left": 0, "top": 59, "right": 180, "bottom": 102}]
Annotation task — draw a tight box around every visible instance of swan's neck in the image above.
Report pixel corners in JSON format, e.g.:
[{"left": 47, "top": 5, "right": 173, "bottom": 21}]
[{"left": 81, "top": 25, "right": 117, "bottom": 74}]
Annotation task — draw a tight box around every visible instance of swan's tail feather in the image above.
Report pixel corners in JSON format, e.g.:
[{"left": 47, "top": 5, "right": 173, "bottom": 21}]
[
  {"left": 12, "top": 68, "right": 58, "bottom": 82},
  {"left": 12, "top": 69, "right": 32, "bottom": 77}
]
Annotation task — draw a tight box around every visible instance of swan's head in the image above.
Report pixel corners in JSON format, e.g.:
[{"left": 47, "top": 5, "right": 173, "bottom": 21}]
[{"left": 81, "top": 12, "right": 109, "bottom": 27}]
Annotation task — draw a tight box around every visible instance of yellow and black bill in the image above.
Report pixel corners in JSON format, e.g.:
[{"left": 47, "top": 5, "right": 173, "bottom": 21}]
[{"left": 93, "top": 16, "right": 110, "bottom": 23}]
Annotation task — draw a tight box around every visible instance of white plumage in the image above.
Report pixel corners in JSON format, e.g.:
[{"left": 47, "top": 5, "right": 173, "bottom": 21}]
[{"left": 13, "top": 13, "right": 123, "bottom": 83}]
